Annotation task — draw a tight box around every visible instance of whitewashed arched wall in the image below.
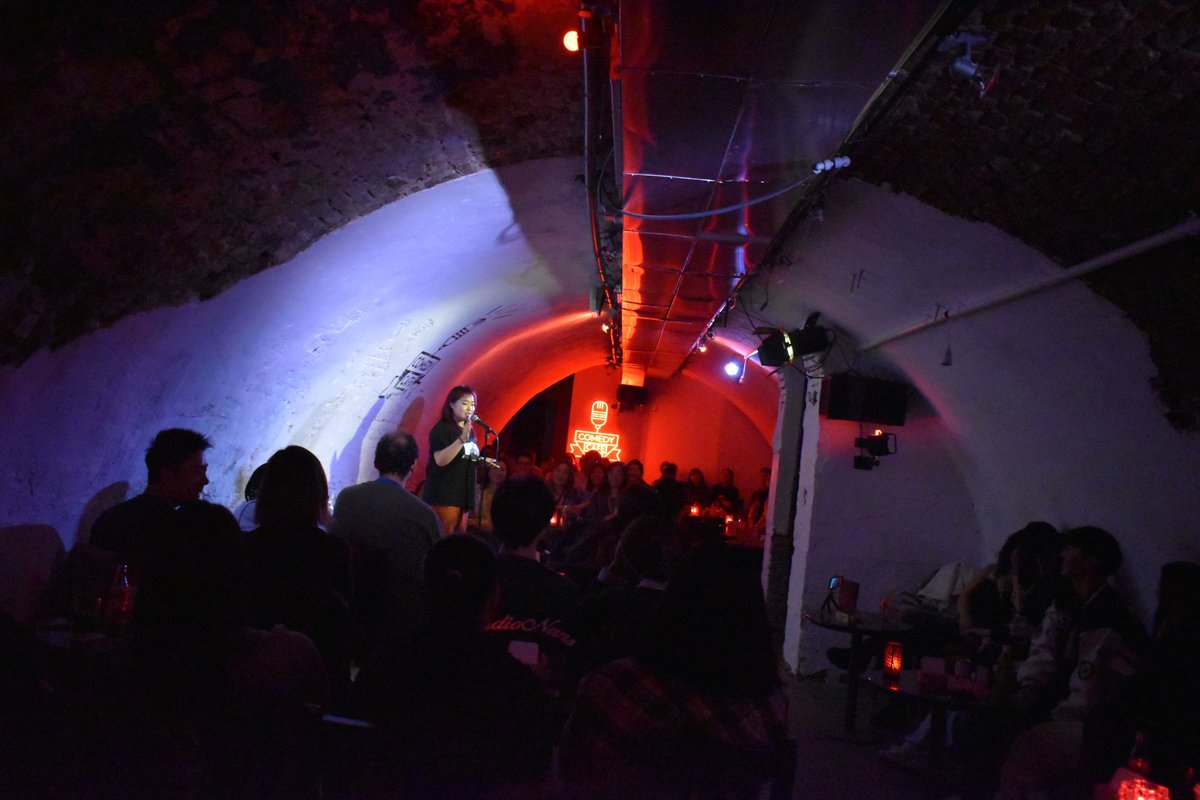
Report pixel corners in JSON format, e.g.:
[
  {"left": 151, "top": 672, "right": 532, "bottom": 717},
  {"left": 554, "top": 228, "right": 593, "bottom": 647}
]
[
  {"left": 772, "top": 180, "right": 1200, "bottom": 622},
  {"left": 0, "top": 158, "right": 603, "bottom": 547}
]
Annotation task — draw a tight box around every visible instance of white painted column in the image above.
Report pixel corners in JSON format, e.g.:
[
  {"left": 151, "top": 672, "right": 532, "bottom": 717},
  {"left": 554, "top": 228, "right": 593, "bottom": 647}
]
[
  {"left": 781, "top": 375, "right": 822, "bottom": 673},
  {"left": 761, "top": 367, "right": 819, "bottom": 672}
]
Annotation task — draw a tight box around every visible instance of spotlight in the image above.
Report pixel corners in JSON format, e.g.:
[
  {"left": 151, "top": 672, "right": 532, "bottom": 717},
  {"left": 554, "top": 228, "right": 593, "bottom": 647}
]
[
  {"left": 697, "top": 342, "right": 708, "bottom": 353},
  {"left": 755, "top": 313, "right": 831, "bottom": 367},
  {"left": 756, "top": 329, "right": 794, "bottom": 368},
  {"left": 724, "top": 360, "right": 742, "bottom": 378},
  {"left": 952, "top": 54, "right": 996, "bottom": 98},
  {"left": 940, "top": 30, "right": 996, "bottom": 99},
  {"left": 562, "top": 30, "right": 580, "bottom": 52}
]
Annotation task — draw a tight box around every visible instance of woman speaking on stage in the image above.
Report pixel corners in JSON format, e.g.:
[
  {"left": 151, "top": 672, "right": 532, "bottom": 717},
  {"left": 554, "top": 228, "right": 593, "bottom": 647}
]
[{"left": 424, "top": 385, "right": 482, "bottom": 533}]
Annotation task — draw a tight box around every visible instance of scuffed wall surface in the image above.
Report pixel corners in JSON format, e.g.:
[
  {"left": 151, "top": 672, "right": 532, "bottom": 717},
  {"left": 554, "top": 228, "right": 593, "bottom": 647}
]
[
  {"left": 765, "top": 180, "right": 1200, "bottom": 624},
  {"left": 1, "top": 0, "right": 580, "bottom": 364},
  {"left": 0, "top": 158, "right": 597, "bottom": 548}
]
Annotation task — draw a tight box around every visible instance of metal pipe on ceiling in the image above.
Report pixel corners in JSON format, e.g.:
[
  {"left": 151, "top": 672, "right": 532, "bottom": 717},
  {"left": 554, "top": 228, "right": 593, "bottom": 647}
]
[{"left": 858, "top": 217, "right": 1200, "bottom": 352}]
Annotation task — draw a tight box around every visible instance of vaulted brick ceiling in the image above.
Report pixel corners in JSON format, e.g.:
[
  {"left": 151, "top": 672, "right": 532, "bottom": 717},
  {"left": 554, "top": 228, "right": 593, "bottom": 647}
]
[{"left": 3, "top": 0, "right": 1198, "bottom": 425}]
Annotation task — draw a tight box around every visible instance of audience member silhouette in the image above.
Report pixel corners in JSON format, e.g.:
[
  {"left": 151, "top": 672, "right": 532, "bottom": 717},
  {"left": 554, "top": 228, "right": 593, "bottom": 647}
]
[
  {"left": 988, "top": 526, "right": 1147, "bottom": 800},
  {"left": 584, "top": 515, "right": 681, "bottom": 665},
  {"left": 234, "top": 462, "right": 268, "bottom": 532},
  {"left": 244, "top": 446, "right": 352, "bottom": 693},
  {"left": 355, "top": 534, "right": 556, "bottom": 799},
  {"left": 329, "top": 431, "right": 442, "bottom": 667},
  {"left": 1084, "top": 560, "right": 1200, "bottom": 795},
  {"left": 560, "top": 545, "right": 792, "bottom": 800},
  {"left": 684, "top": 467, "right": 711, "bottom": 508},
  {"left": 746, "top": 467, "right": 771, "bottom": 534},
  {"left": 90, "top": 428, "right": 211, "bottom": 581},
  {"left": 485, "top": 475, "right": 586, "bottom": 704},
  {"left": 133, "top": 501, "right": 328, "bottom": 799},
  {"left": 625, "top": 458, "right": 647, "bottom": 488},
  {"left": 473, "top": 455, "right": 508, "bottom": 535},
  {"left": 957, "top": 520, "right": 1062, "bottom": 641},
  {"left": 582, "top": 460, "right": 611, "bottom": 520},
  {"left": 652, "top": 461, "right": 687, "bottom": 517},
  {"left": 710, "top": 468, "right": 742, "bottom": 516}
]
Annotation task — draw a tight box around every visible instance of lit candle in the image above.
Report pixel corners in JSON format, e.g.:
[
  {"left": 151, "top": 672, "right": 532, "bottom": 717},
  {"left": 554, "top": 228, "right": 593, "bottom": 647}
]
[
  {"left": 883, "top": 641, "right": 903, "bottom": 677},
  {"left": 1117, "top": 777, "right": 1169, "bottom": 800},
  {"left": 689, "top": 504, "right": 700, "bottom": 516}
]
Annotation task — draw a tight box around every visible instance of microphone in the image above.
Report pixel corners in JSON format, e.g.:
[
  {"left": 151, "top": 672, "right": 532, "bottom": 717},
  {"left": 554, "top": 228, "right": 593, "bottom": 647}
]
[{"left": 469, "top": 414, "right": 496, "bottom": 433}]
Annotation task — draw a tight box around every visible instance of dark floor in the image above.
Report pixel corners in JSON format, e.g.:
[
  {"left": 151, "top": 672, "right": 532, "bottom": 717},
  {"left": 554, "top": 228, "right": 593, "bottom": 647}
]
[{"left": 787, "top": 673, "right": 949, "bottom": 800}]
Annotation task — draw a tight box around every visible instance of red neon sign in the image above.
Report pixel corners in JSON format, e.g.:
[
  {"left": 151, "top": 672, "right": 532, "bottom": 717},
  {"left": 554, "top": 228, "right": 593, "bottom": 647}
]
[{"left": 570, "top": 400, "right": 621, "bottom": 460}]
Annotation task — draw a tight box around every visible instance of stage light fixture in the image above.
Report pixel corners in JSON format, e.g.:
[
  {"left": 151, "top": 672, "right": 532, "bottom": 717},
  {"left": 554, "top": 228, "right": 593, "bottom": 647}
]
[
  {"left": 724, "top": 360, "right": 742, "bottom": 378},
  {"left": 854, "top": 429, "right": 897, "bottom": 458},
  {"left": 755, "top": 313, "right": 831, "bottom": 368}
]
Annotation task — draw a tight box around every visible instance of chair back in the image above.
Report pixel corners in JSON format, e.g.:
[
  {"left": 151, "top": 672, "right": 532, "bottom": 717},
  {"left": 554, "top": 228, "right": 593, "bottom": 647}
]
[{"left": 0, "top": 524, "right": 65, "bottom": 624}]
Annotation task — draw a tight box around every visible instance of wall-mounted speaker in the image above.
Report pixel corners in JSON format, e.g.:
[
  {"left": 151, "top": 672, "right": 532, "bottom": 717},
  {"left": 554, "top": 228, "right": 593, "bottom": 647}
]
[
  {"left": 822, "top": 373, "right": 909, "bottom": 426},
  {"left": 616, "top": 383, "right": 648, "bottom": 408}
]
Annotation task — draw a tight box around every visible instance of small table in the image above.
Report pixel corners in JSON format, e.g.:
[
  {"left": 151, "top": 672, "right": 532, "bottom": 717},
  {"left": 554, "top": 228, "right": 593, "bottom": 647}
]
[
  {"left": 803, "top": 610, "right": 910, "bottom": 734},
  {"left": 863, "top": 669, "right": 981, "bottom": 762}
]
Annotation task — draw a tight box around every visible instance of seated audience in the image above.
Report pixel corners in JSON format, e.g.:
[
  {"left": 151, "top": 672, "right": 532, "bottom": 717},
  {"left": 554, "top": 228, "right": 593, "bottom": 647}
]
[
  {"left": 473, "top": 456, "right": 508, "bottom": 535},
  {"left": 133, "top": 501, "right": 328, "bottom": 799},
  {"left": 604, "top": 461, "right": 627, "bottom": 519},
  {"left": 625, "top": 458, "right": 648, "bottom": 489},
  {"left": 957, "top": 520, "right": 1062, "bottom": 642},
  {"left": 881, "top": 521, "right": 1062, "bottom": 770},
  {"left": 653, "top": 461, "right": 687, "bottom": 517},
  {"left": 584, "top": 515, "right": 680, "bottom": 665},
  {"left": 560, "top": 545, "right": 792, "bottom": 800},
  {"left": 545, "top": 457, "right": 589, "bottom": 524},
  {"left": 329, "top": 431, "right": 441, "bottom": 667},
  {"left": 1085, "top": 560, "right": 1200, "bottom": 794},
  {"left": 553, "top": 482, "right": 662, "bottom": 588},
  {"left": 234, "top": 462, "right": 267, "bottom": 532},
  {"left": 582, "top": 460, "right": 611, "bottom": 520},
  {"left": 485, "top": 476, "right": 586, "bottom": 701},
  {"left": 684, "top": 467, "right": 711, "bottom": 508},
  {"left": 982, "top": 526, "right": 1146, "bottom": 800},
  {"left": 355, "top": 534, "right": 556, "bottom": 799},
  {"left": 90, "top": 428, "right": 211, "bottom": 581},
  {"left": 245, "top": 446, "right": 352, "bottom": 692},
  {"left": 709, "top": 468, "right": 742, "bottom": 516},
  {"left": 746, "top": 467, "right": 771, "bottom": 534}
]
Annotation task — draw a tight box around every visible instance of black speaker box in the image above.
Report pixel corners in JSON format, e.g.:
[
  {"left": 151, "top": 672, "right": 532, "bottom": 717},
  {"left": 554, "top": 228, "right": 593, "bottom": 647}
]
[
  {"left": 823, "top": 373, "right": 908, "bottom": 426},
  {"left": 616, "top": 384, "right": 648, "bottom": 407}
]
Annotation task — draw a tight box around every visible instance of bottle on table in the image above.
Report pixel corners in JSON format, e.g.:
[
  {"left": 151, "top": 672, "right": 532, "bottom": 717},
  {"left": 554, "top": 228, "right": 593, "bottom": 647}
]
[
  {"left": 1126, "top": 729, "right": 1150, "bottom": 777},
  {"left": 106, "top": 563, "right": 136, "bottom": 634}
]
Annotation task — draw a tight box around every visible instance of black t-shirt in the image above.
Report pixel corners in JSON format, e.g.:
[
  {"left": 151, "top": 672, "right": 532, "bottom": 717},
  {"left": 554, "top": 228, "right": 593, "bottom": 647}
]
[
  {"left": 89, "top": 493, "right": 175, "bottom": 581},
  {"left": 423, "top": 419, "right": 477, "bottom": 510}
]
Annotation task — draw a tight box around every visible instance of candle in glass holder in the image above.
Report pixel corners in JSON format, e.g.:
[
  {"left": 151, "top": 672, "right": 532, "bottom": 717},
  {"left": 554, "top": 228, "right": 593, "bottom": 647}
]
[
  {"left": 883, "top": 641, "right": 903, "bottom": 677},
  {"left": 689, "top": 504, "right": 700, "bottom": 517},
  {"left": 1117, "top": 777, "right": 1169, "bottom": 800}
]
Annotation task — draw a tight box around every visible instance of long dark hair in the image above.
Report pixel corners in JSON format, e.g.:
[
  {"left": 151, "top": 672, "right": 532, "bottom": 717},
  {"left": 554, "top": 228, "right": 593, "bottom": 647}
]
[
  {"left": 254, "top": 446, "right": 330, "bottom": 528},
  {"left": 440, "top": 385, "right": 476, "bottom": 426}
]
